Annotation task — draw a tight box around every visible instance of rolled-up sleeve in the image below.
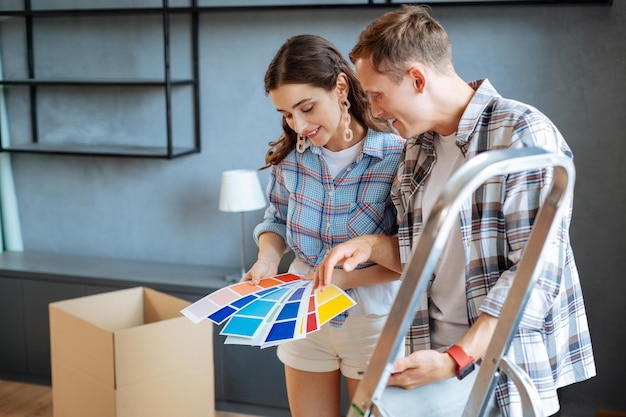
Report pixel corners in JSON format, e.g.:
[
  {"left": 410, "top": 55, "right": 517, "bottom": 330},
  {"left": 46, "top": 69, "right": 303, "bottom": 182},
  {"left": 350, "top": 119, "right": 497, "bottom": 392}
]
[
  {"left": 478, "top": 166, "right": 563, "bottom": 330},
  {"left": 254, "top": 165, "right": 288, "bottom": 245}
]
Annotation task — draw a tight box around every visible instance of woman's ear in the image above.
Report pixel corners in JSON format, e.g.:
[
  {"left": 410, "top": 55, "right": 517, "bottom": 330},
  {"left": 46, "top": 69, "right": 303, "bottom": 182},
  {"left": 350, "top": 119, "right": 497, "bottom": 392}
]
[
  {"left": 408, "top": 66, "right": 426, "bottom": 94},
  {"left": 336, "top": 72, "right": 350, "bottom": 98}
]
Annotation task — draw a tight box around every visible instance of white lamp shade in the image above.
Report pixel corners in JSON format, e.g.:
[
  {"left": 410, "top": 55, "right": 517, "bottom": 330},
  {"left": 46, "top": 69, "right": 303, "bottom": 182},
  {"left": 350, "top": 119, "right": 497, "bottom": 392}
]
[{"left": 218, "top": 169, "right": 267, "bottom": 213}]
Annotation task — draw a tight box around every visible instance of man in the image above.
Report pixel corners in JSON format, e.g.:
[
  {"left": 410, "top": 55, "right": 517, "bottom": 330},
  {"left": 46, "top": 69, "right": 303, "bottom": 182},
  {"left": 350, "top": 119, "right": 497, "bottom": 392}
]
[{"left": 315, "top": 5, "right": 595, "bottom": 416}]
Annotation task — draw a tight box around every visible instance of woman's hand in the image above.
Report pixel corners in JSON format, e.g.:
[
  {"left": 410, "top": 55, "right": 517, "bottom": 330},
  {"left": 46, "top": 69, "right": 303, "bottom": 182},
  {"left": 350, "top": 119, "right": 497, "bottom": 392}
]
[{"left": 241, "top": 258, "right": 279, "bottom": 285}]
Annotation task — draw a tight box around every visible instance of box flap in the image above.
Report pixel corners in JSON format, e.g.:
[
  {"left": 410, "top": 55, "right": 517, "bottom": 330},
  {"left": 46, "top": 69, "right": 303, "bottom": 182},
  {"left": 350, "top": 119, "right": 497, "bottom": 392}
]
[
  {"left": 114, "top": 317, "right": 213, "bottom": 387},
  {"left": 116, "top": 368, "right": 214, "bottom": 417},
  {"left": 143, "top": 287, "right": 191, "bottom": 324},
  {"left": 52, "top": 355, "right": 117, "bottom": 417},
  {"left": 50, "top": 287, "right": 144, "bottom": 331},
  {"left": 50, "top": 304, "right": 115, "bottom": 386}
]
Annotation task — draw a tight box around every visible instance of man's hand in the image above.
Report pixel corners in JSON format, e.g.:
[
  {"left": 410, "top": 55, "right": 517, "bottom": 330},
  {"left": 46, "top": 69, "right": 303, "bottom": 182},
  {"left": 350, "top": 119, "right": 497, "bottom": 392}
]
[
  {"left": 388, "top": 349, "right": 456, "bottom": 390},
  {"left": 314, "top": 236, "right": 376, "bottom": 291},
  {"left": 314, "top": 234, "right": 401, "bottom": 291}
]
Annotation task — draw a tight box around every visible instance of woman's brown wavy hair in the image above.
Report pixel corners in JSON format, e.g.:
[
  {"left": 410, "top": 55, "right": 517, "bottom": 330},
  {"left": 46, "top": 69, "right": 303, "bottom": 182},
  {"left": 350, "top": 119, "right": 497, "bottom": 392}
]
[{"left": 262, "top": 34, "right": 390, "bottom": 169}]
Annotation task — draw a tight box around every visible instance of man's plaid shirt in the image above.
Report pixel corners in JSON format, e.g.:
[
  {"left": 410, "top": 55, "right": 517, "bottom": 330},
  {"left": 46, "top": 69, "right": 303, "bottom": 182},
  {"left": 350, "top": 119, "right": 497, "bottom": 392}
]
[{"left": 393, "top": 79, "right": 596, "bottom": 416}]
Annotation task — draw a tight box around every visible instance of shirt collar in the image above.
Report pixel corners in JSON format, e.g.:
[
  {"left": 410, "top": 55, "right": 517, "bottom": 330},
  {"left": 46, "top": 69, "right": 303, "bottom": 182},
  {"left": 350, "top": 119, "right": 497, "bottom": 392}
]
[
  {"left": 455, "top": 79, "right": 501, "bottom": 153},
  {"left": 410, "top": 79, "right": 500, "bottom": 156},
  {"left": 309, "top": 128, "right": 391, "bottom": 162}
]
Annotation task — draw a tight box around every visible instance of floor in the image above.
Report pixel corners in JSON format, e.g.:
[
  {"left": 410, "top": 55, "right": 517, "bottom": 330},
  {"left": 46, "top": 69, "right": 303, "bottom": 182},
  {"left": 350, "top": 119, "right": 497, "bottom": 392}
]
[
  {"left": 4, "top": 378, "right": 626, "bottom": 417},
  {"left": 0, "top": 379, "right": 259, "bottom": 417},
  {"left": 0, "top": 379, "right": 50, "bottom": 417}
]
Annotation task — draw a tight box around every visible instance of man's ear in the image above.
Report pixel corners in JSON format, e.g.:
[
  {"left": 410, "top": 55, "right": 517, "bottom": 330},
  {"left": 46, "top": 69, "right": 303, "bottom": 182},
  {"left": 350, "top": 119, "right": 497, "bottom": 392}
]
[
  {"left": 408, "top": 66, "right": 426, "bottom": 94},
  {"left": 336, "top": 72, "right": 350, "bottom": 98}
]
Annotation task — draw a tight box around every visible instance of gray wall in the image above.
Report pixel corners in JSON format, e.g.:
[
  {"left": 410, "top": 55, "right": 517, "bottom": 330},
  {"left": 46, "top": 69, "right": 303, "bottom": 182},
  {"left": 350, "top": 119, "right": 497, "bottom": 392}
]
[{"left": 2, "top": 1, "right": 624, "bottom": 415}]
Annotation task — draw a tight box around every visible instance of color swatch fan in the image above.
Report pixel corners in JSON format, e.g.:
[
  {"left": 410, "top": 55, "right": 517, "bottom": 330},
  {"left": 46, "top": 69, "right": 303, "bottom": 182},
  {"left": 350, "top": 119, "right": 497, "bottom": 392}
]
[{"left": 181, "top": 273, "right": 356, "bottom": 348}]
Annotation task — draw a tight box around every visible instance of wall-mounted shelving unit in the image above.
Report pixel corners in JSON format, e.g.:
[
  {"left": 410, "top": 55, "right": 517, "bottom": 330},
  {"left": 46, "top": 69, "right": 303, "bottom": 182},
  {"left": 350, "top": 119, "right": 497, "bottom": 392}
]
[
  {"left": 0, "top": 0, "right": 610, "bottom": 159},
  {"left": 0, "top": 1, "right": 200, "bottom": 159}
]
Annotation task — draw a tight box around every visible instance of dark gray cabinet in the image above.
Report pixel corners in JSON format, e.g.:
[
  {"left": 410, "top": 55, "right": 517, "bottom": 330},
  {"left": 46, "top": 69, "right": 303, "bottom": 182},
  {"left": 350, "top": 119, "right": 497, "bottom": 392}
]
[
  {"left": 0, "top": 277, "right": 27, "bottom": 374},
  {"left": 21, "top": 280, "right": 84, "bottom": 377}
]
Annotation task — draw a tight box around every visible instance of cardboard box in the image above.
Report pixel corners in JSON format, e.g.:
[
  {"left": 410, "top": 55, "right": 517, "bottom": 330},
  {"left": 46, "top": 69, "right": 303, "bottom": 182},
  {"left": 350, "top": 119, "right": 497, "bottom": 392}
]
[{"left": 49, "top": 287, "right": 214, "bottom": 417}]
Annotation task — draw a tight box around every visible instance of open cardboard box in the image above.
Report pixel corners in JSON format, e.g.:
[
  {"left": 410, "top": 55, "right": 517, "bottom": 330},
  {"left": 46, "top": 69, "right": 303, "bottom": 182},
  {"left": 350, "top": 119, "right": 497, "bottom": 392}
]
[{"left": 49, "top": 287, "right": 214, "bottom": 417}]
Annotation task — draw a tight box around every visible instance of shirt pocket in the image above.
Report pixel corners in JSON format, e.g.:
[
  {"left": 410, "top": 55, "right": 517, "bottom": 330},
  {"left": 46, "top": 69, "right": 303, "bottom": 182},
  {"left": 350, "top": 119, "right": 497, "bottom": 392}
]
[{"left": 347, "top": 202, "right": 388, "bottom": 237}]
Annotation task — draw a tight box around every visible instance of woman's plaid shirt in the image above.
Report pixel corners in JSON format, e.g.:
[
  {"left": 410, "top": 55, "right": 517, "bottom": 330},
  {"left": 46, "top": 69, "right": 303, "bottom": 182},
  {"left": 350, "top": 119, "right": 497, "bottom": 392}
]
[{"left": 255, "top": 129, "right": 404, "bottom": 328}]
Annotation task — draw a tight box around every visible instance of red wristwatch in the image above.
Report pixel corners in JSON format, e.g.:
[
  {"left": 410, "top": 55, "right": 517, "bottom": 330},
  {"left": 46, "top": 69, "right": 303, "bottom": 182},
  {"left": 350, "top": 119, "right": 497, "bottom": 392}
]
[{"left": 445, "top": 344, "right": 475, "bottom": 380}]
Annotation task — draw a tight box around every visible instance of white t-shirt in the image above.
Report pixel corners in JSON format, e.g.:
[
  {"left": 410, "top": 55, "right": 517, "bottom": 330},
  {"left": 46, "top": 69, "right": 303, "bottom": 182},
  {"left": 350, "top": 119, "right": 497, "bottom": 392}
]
[
  {"left": 422, "top": 132, "right": 469, "bottom": 349},
  {"left": 320, "top": 139, "right": 363, "bottom": 178}
]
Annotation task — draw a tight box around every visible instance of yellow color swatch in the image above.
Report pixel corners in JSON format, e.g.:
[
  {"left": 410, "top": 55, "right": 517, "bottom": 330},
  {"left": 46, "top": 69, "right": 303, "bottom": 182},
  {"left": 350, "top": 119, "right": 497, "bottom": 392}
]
[{"left": 316, "top": 286, "right": 356, "bottom": 325}]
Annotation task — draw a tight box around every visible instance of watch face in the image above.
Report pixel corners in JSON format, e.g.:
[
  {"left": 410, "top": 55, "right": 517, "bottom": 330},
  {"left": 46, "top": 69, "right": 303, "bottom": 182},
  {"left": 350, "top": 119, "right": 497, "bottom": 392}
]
[{"left": 458, "top": 361, "right": 476, "bottom": 380}]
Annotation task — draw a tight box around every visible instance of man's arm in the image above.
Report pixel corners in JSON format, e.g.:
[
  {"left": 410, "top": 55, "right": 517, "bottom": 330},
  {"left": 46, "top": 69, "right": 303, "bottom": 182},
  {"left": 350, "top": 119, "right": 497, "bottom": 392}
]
[
  {"left": 314, "top": 234, "right": 402, "bottom": 290},
  {"left": 389, "top": 313, "right": 498, "bottom": 389},
  {"left": 455, "top": 312, "right": 499, "bottom": 362},
  {"left": 310, "top": 263, "right": 401, "bottom": 291}
]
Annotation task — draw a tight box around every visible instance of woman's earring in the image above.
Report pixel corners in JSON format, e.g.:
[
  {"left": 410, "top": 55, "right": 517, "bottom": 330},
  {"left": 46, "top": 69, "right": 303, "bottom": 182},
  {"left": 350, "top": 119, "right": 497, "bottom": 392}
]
[
  {"left": 343, "top": 99, "right": 353, "bottom": 142},
  {"left": 296, "top": 134, "right": 307, "bottom": 153}
]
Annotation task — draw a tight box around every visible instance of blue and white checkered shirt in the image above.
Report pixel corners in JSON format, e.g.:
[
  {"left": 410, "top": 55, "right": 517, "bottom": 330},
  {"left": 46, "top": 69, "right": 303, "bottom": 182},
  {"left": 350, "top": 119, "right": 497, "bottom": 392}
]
[{"left": 254, "top": 129, "right": 404, "bottom": 326}]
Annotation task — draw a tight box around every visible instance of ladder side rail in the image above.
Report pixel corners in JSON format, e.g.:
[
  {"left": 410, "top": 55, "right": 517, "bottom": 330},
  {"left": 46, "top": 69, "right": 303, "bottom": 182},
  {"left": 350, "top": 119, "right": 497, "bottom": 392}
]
[
  {"left": 463, "top": 159, "right": 573, "bottom": 417},
  {"left": 347, "top": 147, "right": 574, "bottom": 417},
  {"left": 498, "top": 357, "right": 545, "bottom": 417}
]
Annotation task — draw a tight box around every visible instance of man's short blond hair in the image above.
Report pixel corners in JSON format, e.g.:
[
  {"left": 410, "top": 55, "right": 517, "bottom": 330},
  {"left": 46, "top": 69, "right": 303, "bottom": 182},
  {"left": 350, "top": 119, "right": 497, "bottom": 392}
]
[{"left": 350, "top": 5, "right": 453, "bottom": 83}]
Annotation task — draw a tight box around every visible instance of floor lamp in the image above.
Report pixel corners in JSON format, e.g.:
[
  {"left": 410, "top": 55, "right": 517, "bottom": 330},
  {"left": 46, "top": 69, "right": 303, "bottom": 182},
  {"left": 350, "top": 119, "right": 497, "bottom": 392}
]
[{"left": 218, "top": 169, "right": 267, "bottom": 279}]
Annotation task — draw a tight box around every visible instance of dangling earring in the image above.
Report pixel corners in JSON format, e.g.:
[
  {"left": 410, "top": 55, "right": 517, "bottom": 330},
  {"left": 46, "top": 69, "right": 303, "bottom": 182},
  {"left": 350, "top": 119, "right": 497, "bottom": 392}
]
[
  {"left": 296, "top": 134, "right": 307, "bottom": 153},
  {"left": 342, "top": 99, "right": 353, "bottom": 142}
]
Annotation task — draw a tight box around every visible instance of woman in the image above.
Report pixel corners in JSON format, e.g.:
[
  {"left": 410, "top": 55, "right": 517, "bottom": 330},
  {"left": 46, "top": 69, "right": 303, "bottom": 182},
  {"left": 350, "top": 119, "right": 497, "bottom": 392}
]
[{"left": 242, "top": 34, "right": 404, "bottom": 417}]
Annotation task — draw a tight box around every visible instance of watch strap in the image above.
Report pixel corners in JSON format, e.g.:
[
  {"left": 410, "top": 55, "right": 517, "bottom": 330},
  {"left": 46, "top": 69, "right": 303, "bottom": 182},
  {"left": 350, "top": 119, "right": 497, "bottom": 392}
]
[{"left": 445, "top": 344, "right": 476, "bottom": 380}]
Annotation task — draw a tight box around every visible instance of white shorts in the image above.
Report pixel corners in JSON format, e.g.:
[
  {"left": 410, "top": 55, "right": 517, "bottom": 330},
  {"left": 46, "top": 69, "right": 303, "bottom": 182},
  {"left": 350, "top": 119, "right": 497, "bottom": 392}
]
[{"left": 277, "top": 314, "right": 388, "bottom": 380}]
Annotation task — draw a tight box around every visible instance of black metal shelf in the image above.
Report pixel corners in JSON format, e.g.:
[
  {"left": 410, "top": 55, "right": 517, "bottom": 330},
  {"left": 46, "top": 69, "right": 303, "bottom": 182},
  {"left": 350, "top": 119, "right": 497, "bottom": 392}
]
[
  {"left": 181, "top": 0, "right": 611, "bottom": 10},
  {"left": 0, "top": 78, "right": 197, "bottom": 87},
  {"left": 0, "top": 7, "right": 195, "bottom": 17},
  {"left": 0, "top": 0, "right": 200, "bottom": 159},
  {"left": 1, "top": 142, "right": 199, "bottom": 158},
  {"left": 0, "top": 0, "right": 611, "bottom": 17}
]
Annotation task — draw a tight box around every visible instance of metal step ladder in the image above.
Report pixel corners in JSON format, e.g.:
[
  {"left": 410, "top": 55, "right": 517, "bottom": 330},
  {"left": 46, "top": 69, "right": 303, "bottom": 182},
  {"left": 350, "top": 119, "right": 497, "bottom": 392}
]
[{"left": 347, "top": 147, "right": 575, "bottom": 417}]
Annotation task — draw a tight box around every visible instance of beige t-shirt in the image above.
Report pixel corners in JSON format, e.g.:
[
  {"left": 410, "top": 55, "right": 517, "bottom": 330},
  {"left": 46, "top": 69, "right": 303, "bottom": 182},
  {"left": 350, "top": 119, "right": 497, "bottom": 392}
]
[{"left": 422, "top": 132, "right": 469, "bottom": 350}]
